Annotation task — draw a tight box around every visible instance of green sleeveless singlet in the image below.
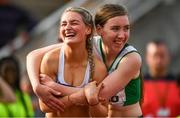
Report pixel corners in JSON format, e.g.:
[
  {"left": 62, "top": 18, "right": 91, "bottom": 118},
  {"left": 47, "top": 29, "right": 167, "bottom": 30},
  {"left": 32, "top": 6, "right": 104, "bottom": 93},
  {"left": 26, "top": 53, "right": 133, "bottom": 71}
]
[{"left": 93, "top": 36, "right": 142, "bottom": 107}]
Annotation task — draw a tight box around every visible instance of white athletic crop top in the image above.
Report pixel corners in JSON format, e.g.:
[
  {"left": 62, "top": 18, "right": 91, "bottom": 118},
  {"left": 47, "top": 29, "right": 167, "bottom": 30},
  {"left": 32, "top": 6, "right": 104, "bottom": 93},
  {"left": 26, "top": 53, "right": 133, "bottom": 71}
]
[{"left": 56, "top": 47, "right": 91, "bottom": 87}]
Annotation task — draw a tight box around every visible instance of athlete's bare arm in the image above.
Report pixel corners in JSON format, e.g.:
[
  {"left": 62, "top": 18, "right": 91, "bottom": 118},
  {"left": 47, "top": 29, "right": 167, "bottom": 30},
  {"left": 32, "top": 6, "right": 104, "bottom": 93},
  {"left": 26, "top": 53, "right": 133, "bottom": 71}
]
[{"left": 26, "top": 43, "right": 64, "bottom": 111}]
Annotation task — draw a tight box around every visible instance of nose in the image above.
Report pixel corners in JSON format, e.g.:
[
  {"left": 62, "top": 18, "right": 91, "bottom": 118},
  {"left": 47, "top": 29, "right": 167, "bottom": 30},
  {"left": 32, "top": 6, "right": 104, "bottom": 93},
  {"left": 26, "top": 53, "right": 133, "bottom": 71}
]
[
  {"left": 117, "top": 30, "right": 125, "bottom": 39},
  {"left": 65, "top": 23, "right": 71, "bottom": 30},
  {"left": 156, "top": 56, "right": 162, "bottom": 64}
]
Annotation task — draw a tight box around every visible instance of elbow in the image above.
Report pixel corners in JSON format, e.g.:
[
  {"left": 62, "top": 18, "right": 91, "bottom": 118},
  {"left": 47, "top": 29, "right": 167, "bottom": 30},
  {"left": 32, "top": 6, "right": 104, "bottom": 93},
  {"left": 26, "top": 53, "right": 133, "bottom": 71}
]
[
  {"left": 26, "top": 48, "right": 43, "bottom": 60},
  {"left": 27, "top": 50, "right": 34, "bottom": 58},
  {"left": 26, "top": 50, "right": 38, "bottom": 61},
  {"left": 39, "top": 106, "right": 50, "bottom": 113},
  {"left": 26, "top": 50, "right": 35, "bottom": 66}
]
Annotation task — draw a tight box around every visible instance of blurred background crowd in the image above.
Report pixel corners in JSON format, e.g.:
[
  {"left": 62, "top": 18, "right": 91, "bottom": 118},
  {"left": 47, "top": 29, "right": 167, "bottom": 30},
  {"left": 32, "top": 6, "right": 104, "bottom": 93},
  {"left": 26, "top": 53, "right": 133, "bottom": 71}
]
[{"left": 0, "top": 0, "right": 180, "bottom": 117}]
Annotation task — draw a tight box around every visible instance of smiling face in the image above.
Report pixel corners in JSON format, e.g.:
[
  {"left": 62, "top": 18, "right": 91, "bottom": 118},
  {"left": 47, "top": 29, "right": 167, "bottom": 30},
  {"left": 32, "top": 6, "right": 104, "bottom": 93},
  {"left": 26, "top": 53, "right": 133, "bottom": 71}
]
[
  {"left": 59, "top": 11, "right": 91, "bottom": 45},
  {"left": 97, "top": 15, "right": 130, "bottom": 52}
]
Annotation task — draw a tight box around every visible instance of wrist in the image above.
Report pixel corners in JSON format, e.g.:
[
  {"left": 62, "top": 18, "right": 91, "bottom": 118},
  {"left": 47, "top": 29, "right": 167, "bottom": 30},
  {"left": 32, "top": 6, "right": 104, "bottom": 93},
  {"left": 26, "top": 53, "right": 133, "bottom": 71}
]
[
  {"left": 33, "top": 83, "right": 41, "bottom": 95},
  {"left": 87, "top": 97, "right": 99, "bottom": 106},
  {"left": 68, "top": 94, "right": 86, "bottom": 106},
  {"left": 68, "top": 88, "right": 88, "bottom": 106}
]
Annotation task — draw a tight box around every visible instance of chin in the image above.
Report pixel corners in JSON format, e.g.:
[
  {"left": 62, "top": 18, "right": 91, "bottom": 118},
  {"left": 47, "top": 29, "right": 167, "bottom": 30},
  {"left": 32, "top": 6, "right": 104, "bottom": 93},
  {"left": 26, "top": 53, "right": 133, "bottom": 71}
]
[
  {"left": 112, "top": 46, "right": 121, "bottom": 52},
  {"left": 64, "top": 40, "right": 74, "bottom": 43},
  {"left": 64, "top": 41, "right": 79, "bottom": 46}
]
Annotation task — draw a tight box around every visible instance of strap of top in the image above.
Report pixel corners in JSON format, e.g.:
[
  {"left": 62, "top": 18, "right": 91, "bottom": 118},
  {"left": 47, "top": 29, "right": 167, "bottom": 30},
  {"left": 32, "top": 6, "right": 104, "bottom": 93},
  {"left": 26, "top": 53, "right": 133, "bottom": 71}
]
[
  {"left": 57, "top": 46, "right": 90, "bottom": 87},
  {"left": 57, "top": 46, "right": 65, "bottom": 84},
  {"left": 93, "top": 36, "right": 137, "bottom": 73},
  {"left": 108, "top": 45, "right": 137, "bottom": 74},
  {"left": 93, "top": 36, "right": 103, "bottom": 61}
]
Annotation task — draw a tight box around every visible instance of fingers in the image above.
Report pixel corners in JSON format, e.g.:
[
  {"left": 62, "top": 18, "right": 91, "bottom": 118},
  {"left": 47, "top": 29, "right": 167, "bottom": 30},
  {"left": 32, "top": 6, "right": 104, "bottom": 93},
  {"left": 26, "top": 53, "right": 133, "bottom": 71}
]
[
  {"left": 40, "top": 74, "right": 52, "bottom": 81},
  {"left": 40, "top": 74, "right": 55, "bottom": 86},
  {"left": 39, "top": 73, "right": 46, "bottom": 78},
  {"left": 39, "top": 74, "right": 47, "bottom": 83},
  {"left": 89, "top": 81, "right": 97, "bottom": 86},
  {"left": 92, "top": 81, "right": 97, "bottom": 85},
  {"left": 49, "top": 88, "right": 65, "bottom": 111},
  {"left": 49, "top": 99, "right": 65, "bottom": 112},
  {"left": 97, "top": 82, "right": 104, "bottom": 91},
  {"left": 38, "top": 85, "right": 65, "bottom": 112},
  {"left": 50, "top": 88, "right": 61, "bottom": 97},
  {"left": 46, "top": 100, "right": 60, "bottom": 111},
  {"left": 44, "top": 97, "right": 65, "bottom": 112}
]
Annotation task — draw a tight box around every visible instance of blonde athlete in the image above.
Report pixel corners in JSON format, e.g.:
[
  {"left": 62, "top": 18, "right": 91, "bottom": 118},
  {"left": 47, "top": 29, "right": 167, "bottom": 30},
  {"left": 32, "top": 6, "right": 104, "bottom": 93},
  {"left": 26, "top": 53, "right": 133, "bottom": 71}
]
[{"left": 30, "top": 7, "right": 107, "bottom": 117}]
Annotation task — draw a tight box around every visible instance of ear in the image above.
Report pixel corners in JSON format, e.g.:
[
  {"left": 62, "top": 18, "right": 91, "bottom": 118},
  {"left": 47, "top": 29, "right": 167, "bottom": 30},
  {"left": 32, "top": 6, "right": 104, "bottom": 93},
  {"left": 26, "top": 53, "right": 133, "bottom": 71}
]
[
  {"left": 96, "top": 25, "right": 102, "bottom": 35},
  {"left": 86, "top": 25, "right": 92, "bottom": 35}
]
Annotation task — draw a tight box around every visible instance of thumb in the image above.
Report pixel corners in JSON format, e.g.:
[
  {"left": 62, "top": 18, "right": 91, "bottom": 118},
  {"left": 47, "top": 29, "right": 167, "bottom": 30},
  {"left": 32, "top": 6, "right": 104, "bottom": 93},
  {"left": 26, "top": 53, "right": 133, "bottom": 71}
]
[
  {"left": 99, "top": 97, "right": 106, "bottom": 102},
  {"left": 91, "top": 81, "right": 97, "bottom": 86},
  {"left": 40, "top": 74, "right": 51, "bottom": 80},
  {"left": 50, "top": 88, "right": 61, "bottom": 97},
  {"left": 39, "top": 73, "right": 46, "bottom": 78},
  {"left": 97, "top": 82, "right": 104, "bottom": 91}
]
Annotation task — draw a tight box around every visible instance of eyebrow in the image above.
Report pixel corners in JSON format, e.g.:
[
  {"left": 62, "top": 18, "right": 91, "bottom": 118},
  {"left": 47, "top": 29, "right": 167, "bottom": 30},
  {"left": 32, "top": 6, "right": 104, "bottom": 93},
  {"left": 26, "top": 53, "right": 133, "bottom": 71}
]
[
  {"left": 110, "top": 25, "right": 130, "bottom": 28},
  {"left": 61, "top": 19, "right": 81, "bottom": 23},
  {"left": 125, "top": 25, "right": 130, "bottom": 27}
]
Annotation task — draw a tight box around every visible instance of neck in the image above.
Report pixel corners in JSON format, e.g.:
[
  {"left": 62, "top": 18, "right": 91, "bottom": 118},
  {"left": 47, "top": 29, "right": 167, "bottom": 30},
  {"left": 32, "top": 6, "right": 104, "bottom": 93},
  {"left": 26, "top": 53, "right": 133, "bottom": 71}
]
[
  {"left": 63, "top": 43, "right": 88, "bottom": 64},
  {"left": 102, "top": 43, "right": 123, "bottom": 67}
]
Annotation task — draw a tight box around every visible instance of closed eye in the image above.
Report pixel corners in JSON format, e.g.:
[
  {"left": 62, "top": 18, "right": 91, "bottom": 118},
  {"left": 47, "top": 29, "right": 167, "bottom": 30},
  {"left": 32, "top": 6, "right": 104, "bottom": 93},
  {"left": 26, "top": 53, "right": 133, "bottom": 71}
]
[
  {"left": 123, "top": 25, "right": 130, "bottom": 32},
  {"left": 111, "top": 26, "right": 120, "bottom": 31}
]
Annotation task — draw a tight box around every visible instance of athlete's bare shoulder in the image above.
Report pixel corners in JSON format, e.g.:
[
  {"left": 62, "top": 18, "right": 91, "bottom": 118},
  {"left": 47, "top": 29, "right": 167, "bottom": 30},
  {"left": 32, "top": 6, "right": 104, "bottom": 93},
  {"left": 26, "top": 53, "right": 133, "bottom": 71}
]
[{"left": 41, "top": 46, "right": 63, "bottom": 76}]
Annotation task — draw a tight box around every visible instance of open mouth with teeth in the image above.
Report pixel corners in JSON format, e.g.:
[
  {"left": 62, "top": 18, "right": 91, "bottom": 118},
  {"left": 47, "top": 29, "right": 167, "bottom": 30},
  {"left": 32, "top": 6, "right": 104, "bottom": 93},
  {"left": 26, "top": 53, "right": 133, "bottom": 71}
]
[
  {"left": 65, "top": 32, "right": 76, "bottom": 38},
  {"left": 113, "top": 40, "right": 122, "bottom": 45}
]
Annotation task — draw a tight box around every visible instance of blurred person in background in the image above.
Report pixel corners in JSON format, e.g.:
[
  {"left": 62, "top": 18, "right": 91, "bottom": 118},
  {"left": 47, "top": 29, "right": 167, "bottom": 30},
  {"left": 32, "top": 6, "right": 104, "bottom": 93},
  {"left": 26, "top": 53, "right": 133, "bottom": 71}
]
[
  {"left": 0, "top": 56, "right": 34, "bottom": 117},
  {"left": 21, "top": 71, "right": 45, "bottom": 117},
  {"left": 0, "top": 77, "right": 16, "bottom": 117},
  {"left": 142, "top": 40, "right": 180, "bottom": 117},
  {"left": 0, "top": 0, "right": 37, "bottom": 53},
  {"left": 0, "top": 77, "right": 16, "bottom": 103}
]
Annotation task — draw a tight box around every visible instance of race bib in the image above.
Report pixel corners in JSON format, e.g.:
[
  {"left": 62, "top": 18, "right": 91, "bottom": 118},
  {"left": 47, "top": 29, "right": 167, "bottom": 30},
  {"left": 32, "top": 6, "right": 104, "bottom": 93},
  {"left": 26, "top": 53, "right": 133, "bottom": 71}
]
[{"left": 110, "top": 89, "right": 126, "bottom": 106}]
